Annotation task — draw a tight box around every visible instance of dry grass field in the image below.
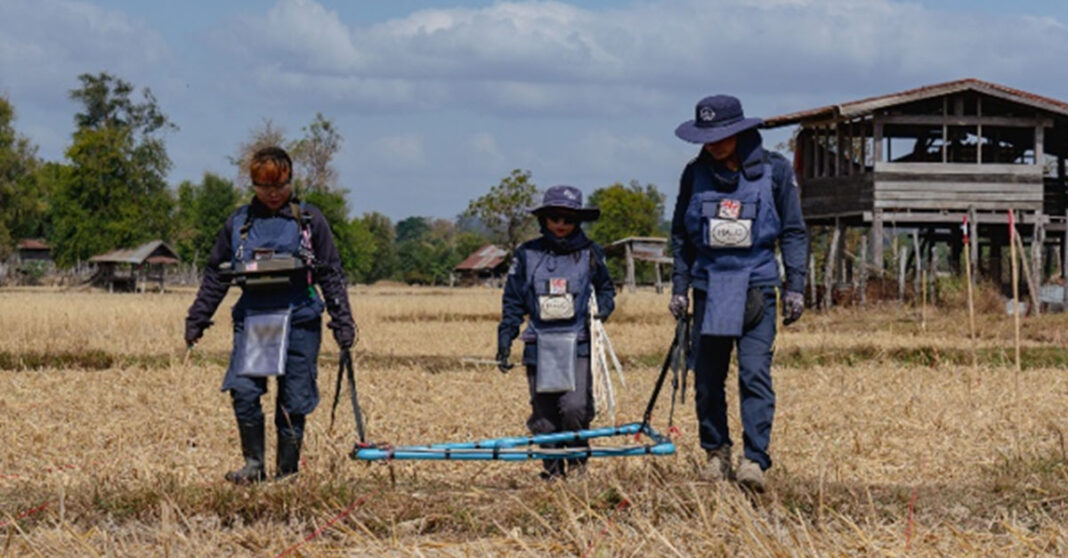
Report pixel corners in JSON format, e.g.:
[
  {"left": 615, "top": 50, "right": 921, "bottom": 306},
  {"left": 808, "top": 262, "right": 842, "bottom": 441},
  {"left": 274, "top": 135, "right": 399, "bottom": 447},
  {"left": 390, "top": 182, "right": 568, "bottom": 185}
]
[{"left": 1, "top": 285, "right": 1067, "bottom": 556}]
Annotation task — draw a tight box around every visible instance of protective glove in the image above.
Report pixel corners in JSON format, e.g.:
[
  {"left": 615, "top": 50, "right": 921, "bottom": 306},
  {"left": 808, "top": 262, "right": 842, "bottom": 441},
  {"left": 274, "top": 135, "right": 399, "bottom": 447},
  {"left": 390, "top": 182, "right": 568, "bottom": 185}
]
[
  {"left": 333, "top": 323, "right": 358, "bottom": 350},
  {"left": 668, "top": 293, "right": 689, "bottom": 319},
  {"left": 184, "top": 321, "right": 205, "bottom": 347},
  {"left": 496, "top": 344, "right": 514, "bottom": 374},
  {"left": 782, "top": 290, "right": 805, "bottom": 326}
]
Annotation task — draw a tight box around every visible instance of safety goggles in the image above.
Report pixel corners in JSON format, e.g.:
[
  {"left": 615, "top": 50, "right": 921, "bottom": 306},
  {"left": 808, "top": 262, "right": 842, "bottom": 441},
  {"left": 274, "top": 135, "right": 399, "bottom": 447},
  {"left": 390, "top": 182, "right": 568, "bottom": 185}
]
[{"left": 252, "top": 181, "right": 291, "bottom": 193}]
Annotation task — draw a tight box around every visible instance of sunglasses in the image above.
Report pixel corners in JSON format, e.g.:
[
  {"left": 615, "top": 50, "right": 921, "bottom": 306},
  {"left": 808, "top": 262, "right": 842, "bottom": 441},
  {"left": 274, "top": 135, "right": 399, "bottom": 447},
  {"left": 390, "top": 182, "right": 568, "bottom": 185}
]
[
  {"left": 252, "top": 181, "right": 291, "bottom": 193},
  {"left": 544, "top": 213, "right": 579, "bottom": 225}
]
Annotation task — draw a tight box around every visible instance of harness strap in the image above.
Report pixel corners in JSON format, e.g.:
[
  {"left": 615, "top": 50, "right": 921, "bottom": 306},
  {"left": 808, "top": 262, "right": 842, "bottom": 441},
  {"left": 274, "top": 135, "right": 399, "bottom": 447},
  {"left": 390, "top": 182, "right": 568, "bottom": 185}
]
[
  {"left": 667, "top": 315, "right": 691, "bottom": 428},
  {"left": 640, "top": 315, "right": 686, "bottom": 433}
]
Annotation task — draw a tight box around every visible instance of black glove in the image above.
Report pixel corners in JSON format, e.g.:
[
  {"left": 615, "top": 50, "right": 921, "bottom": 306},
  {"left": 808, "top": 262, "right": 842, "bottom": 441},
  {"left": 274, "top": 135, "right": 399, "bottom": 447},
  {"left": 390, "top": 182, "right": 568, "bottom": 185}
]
[
  {"left": 783, "top": 290, "right": 804, "bottom": 326},
  {"left": 496, "top": 344, "right": 514, "bottom": 374},
  {"left": 333, "top": 323, "right": 358, "bottom": 350},
  {"left": 184, "top": 321, "right": 206, "bottom": 347}
]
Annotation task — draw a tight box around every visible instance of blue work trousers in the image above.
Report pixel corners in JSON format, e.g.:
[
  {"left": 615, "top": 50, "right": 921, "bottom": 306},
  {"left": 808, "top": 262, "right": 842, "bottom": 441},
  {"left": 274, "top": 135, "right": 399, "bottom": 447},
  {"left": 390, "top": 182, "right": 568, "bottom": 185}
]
[
  {"left": 223, "top": 318, "right": 322, "bottom": 439},
  {"left": 692, "top": 286, "right": 777, "bottom": 470}
]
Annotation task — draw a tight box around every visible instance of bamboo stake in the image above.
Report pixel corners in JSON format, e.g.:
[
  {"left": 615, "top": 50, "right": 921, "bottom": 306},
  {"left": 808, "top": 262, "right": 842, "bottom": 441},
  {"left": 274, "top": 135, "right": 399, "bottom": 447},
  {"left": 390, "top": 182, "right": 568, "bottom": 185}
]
[
  {"left": 1010, "top": 224, "right": 1041, "bottom": 317},
  {"left": 920, "top": 268, "right": 927, "bottom": 331},
  {"left": 963, "top": 230, "right": 977, "bottom": 370}
]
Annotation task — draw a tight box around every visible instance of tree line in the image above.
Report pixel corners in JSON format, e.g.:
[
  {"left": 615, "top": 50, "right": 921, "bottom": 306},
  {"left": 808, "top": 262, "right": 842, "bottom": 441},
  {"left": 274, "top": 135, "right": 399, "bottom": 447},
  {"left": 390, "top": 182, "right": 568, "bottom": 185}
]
[{"left": 0, "top": 72, "right": 668, "bottom": 285}]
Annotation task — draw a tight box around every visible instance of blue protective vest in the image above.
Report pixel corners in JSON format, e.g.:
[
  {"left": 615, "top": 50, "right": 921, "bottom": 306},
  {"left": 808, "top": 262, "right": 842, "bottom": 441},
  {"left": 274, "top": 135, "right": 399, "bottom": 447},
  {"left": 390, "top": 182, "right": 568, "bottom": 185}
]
[
  {"left": 683, "top": 162, "right": 781, "bottom": 336},
  {"left": 229, "top": 204, "right": 324, "bottom": 324},
  {"left": 520, "top": 248, "right": 592, "bottom": 342}
]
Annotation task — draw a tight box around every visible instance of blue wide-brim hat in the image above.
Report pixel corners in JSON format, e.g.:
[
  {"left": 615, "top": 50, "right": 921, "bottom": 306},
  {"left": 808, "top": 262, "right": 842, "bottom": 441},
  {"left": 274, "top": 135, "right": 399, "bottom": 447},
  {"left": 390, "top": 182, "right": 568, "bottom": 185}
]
[
  {"left": 675, "top": 94, "right": 763, "bottom": 144},
  {"left": 528, "top": 185, "right": 600, "bottom": 221}
]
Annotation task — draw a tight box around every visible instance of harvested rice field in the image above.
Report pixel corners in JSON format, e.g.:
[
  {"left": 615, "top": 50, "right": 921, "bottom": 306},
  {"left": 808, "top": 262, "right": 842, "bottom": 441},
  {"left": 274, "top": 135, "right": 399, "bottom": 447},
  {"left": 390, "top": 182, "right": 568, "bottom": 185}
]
[{"left": 1, "top": 286, "right": 1066, "bottom": 556}]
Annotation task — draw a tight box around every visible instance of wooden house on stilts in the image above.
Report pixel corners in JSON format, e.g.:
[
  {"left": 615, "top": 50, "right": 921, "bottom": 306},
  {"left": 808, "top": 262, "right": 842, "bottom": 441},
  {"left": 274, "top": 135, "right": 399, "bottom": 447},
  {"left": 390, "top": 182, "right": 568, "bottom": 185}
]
[{"left": 763, "top": 79, "right": 1068, "bottom": 308}]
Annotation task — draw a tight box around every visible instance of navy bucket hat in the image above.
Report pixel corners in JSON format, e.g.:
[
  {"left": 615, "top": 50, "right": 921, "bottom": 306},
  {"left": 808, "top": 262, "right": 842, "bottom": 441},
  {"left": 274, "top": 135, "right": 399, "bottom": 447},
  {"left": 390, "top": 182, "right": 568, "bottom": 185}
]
[
  {"left": 675, "top": 94, "right": 763, "bottom": 144},
  {"left": 529, "top": 185, "right": 600, "bottom": 222}
]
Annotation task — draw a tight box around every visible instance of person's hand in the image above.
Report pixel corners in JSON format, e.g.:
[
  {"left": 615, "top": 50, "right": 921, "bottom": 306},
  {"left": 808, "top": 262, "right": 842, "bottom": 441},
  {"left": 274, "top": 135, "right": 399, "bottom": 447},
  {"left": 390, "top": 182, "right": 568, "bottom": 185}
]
[
  {"left": 496, "top": 344, "right": 514, "bottom": 374},
  {"left": 782, "top": 290, "right": 804, "bottom": 326},
  {"left": 333, "top": 323, "right": 358, "bottom": 350},
  {"left": 668, "top": 293, "right": 689, "bottom": 319},
  {"left": 184, "top": 323, "right": 204, "bottom": 347}
]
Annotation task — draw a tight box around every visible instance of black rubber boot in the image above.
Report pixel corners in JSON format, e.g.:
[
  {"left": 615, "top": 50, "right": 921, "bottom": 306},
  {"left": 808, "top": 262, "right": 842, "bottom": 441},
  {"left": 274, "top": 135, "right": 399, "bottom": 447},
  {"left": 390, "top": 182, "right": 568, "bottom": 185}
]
[
  {"left": 276, "top": 433, "right": 303, "bottom": 480},
  {"left": 225, "top": 421, "right": 266, "bottom": 485}
]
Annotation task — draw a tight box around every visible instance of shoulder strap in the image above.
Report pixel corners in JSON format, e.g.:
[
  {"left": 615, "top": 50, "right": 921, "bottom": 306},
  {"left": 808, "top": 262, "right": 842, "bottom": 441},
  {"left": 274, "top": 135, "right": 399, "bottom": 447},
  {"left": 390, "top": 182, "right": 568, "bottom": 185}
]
[{"left": 238, "top": 205, "right": 254, "bottom": 242}]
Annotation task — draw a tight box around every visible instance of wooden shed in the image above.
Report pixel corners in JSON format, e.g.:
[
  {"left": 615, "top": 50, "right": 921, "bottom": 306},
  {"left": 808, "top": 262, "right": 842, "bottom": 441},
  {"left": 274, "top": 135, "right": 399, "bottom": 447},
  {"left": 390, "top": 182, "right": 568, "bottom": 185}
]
[
  {"left": 604, "top": 236, "right": 672, "bottom": 293},
  {"left": 763, "top": 78, "right": 1068, "bottom": 304},
  {"left": 89, "top": 240, "right": 181, "bottom": 293},
  {"left": 453, "top": 244, "right": 510, "bottom": 286}
]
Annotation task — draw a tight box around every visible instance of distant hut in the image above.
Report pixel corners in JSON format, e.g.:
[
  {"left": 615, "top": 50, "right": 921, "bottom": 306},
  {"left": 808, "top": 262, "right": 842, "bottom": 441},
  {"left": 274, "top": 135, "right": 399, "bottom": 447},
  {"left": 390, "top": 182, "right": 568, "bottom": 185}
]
[
  {"left": 454, "top": 244, "right": 510, "bottom": 286},
  {"left": 604, "top": 236, "right": 672, "bottom": 293},
  {"left": 89, "top": 240, "right": 181, "bottom": 293},
  {"left": 15, "top": 239, "right": 52, "bottom": 263},
  {"left": 763, "top": 78, "right": 1068, "bottom": 307}
]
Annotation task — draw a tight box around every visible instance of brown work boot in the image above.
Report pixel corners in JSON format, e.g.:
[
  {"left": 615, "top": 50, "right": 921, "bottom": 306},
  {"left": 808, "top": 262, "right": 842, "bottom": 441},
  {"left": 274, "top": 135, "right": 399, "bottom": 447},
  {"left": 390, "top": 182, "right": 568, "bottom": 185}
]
[
  {"left": 701, "top": 446, "right": 732, "bottom": 481},
  {"left": 736, "top": 457, "right": 765, "bottom": 493}
]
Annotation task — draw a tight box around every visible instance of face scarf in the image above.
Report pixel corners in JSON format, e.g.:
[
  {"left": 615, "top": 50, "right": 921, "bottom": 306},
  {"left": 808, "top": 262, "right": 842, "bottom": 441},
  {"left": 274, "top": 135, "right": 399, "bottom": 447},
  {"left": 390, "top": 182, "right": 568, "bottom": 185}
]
[{"left": 539, "top": 220, "right": 593, "bottom": 254}]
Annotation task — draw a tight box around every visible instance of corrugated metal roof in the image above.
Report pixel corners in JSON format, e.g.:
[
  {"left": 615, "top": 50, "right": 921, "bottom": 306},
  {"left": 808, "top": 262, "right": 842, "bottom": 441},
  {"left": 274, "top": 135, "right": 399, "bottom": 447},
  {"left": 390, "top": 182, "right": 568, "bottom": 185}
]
[
  {"left": 454, "top": 244, "right": 509, "bottom": 271},
  {"left": 89, "top": 240, "right": 181, "bottom": 265},
  {"left": 764, "top": 78, "right": 1068, "bottom": 128}
]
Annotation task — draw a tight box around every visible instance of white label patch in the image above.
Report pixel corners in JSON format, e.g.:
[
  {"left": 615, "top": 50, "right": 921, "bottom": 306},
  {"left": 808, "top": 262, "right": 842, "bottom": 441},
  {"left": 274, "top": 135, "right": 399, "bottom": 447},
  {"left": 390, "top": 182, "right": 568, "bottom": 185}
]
[
  {"left": 707, "top": 218, "right": 753, "bottom": 248},
  {"left": 538, "top": 294, "right": 575, "bottom": 321}
]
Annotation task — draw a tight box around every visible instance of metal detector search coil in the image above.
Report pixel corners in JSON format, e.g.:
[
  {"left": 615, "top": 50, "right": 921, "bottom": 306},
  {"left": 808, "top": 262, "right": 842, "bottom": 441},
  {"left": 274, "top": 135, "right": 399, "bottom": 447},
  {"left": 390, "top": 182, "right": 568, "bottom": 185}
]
[{"left": 350, "top": 422, "right": 675, "bottom": 461}]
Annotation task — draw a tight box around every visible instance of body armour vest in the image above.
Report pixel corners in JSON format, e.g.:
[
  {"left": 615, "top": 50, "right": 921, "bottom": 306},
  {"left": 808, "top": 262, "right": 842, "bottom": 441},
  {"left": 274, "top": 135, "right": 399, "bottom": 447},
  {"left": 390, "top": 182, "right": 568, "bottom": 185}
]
[
  {"left": 230, "top": 204, "right": 325, "bottom": 324},
  {"left": 521, "top": 247, "right": 592, "bottom": 342},
  {"left": 683, "top": 162, "right": 782, "bottom": 336}
]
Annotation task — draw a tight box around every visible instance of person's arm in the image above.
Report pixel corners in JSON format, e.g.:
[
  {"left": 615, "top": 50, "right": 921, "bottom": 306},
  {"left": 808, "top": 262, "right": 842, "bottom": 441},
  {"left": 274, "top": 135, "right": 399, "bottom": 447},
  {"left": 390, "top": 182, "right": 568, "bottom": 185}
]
[
  {"left": 306, "top": 206, "right": 357, "bottom": 348},
  {"left": 772, "top": 157, "right": 808, "bottom": 293},
  {"left": 670, "top": 161, "right": 697, "bottom": 295},
  {"left": 590, "top": 244, "right": 616, "bottom": 321},
  {"left": 184, "top": 213, "right": 236, "bottom": 344},
  {"left": 497, "top": 247, "right": 528, "bottom": 349}
]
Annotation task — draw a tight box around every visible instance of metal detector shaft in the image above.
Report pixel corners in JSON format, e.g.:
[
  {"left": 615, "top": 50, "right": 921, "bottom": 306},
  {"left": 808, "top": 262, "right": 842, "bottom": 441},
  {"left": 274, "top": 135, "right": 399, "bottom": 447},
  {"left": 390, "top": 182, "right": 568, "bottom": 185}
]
[{"left": 641, "top": 315, "right": 686, "bottom": 432}]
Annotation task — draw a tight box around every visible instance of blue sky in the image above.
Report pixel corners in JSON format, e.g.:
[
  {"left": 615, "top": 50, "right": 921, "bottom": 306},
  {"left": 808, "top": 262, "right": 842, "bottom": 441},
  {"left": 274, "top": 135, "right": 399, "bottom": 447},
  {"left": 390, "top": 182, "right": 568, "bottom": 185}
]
[{"left": 1, "top": 0, "right": 1066, "bottom": 220}]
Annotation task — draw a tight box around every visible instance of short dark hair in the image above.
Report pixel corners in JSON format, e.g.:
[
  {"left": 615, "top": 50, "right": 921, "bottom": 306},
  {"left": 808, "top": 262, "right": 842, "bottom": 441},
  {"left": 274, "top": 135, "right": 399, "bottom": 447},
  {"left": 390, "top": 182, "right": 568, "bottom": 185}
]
[{"left": 250, "top": 146, "right": 293, "bottom": 186}]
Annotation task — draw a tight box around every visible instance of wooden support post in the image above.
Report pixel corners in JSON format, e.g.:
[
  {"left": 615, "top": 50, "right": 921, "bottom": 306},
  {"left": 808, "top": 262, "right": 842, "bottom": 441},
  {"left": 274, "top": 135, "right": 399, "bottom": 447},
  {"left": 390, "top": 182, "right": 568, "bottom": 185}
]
[
  {"left": 808, "top": 253, "right": 817, "bottom": 306},
  {"left": 871, "top": 209, "right": 884, "bottom": 275},
  {"left": 1030, "top": 213, "right": 1045, "bottom": 314},
  {"left": 823, "top": 222, "right": 842, "bottom": 310},
  {"left": 912, "top": 229, "right": 922, "bottom": 302},
  {"left": 1011, "top": 221, "right": 1040, "bottom": 317},
  {"left": 859, "top": 234, "right": 868, "bottom": 305},
  {"left": 898, "top": 246, "right": 908, "bottom": 303},
  {"left": 654, "top": 262, "right": 663, "bottom": 294},
  {"left": 1009, "top": 210, "right": 1021, "bottom": 372},
  {"left": 873, "top": 118, "right": 884, "bottom": 163},
  {"left": 968, "top": 207, "right": 979, "bottom": 280},
  {"left": 624, "top": 242, "right": 636, "bottom": 293},
  {"left": 1035, "top": 124, "right": 1045, "bottom": 164}
]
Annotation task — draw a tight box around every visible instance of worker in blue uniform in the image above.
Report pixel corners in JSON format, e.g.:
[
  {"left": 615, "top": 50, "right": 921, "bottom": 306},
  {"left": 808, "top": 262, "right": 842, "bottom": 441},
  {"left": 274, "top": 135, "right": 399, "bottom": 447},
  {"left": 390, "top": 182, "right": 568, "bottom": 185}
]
[
  {"left": 669, "top": 95, "right": 808, "bottom": 492},
  {"left": 496, "top": 185, "right": 616, "bottom": 480},
  {"left": 185, "top": 147, "right": 356, "bottom": 484}
]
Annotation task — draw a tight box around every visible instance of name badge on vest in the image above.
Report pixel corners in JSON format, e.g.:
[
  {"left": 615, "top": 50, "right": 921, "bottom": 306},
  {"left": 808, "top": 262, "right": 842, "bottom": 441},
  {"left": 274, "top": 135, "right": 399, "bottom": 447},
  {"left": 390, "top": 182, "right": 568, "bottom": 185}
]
[
  {"left": 707, "top": 218, "right": 753, "bottom": 248},
  {"left": 718, "top": 199, "right": 742, "bottom": 220},
  {"left": 539, "top": 277, "right": 575, "bottom": 321}
]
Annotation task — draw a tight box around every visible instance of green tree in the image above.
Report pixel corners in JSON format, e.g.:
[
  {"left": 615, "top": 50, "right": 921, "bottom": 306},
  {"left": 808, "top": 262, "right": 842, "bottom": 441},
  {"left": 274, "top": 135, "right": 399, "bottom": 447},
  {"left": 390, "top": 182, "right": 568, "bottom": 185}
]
[
  {"left": 51, "top": 73, "right": 176, "bottom": 266},
  {"left": 463, "top": 169, "right": 538, "bottom": 251},
  {"left": 0, "top": 95, "right": 43, "bottom": 258},
  {"left": 587, "top": 180, "right": 666, "bottom": 283},
  {"left": 174, "top": 173, "right": 242, "bottom": 266},
  {"left": 587, "top": 180, "right": 665, "bottom": 245},
  {"left": 304, "top": 189, "right": 375, "bottom": 282},
  {"left": 360, "top": 211, "right": 397, "bottom": 283},
  {"left": 394, "top": 217, "right": 472, "bottom": 285}
]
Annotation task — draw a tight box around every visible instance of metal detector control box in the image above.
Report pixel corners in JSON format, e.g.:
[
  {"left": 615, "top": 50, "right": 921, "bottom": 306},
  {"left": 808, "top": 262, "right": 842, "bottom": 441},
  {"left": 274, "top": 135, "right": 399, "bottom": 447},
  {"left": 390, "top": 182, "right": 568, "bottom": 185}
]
[{"left": 219, "top": 253, "right": 306, "bottom": 290}]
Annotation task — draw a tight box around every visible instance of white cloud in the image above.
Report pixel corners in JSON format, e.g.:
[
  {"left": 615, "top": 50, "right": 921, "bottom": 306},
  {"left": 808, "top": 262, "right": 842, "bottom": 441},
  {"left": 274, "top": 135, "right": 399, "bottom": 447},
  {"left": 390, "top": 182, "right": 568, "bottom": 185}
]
[
  {"left": 215, "top": 0, "right": 1068, "bottom": 118},
  {"left": 467, "top": 132, "right": 502, "bottom": 160},
  {"left": 0, "top": 0, "right": 169, "bottom": 106}
]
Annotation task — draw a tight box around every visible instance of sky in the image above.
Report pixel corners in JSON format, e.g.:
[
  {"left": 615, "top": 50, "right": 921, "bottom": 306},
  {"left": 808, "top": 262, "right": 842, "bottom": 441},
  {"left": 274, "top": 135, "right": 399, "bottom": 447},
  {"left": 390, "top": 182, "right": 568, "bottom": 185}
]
[{"left": 1, "top": 0, "right": 1066, "bottom": 221}]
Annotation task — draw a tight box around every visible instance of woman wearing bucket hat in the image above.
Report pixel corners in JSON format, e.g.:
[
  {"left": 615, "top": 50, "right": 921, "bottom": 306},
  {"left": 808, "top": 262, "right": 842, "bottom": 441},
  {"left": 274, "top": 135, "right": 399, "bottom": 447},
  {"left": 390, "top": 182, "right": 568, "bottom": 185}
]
[
  {"left": 496, "top": 185, "right": 616, "bottom": 480},
  {"left": 668, "top": 95, "right": 808, "bottom": 492}
]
